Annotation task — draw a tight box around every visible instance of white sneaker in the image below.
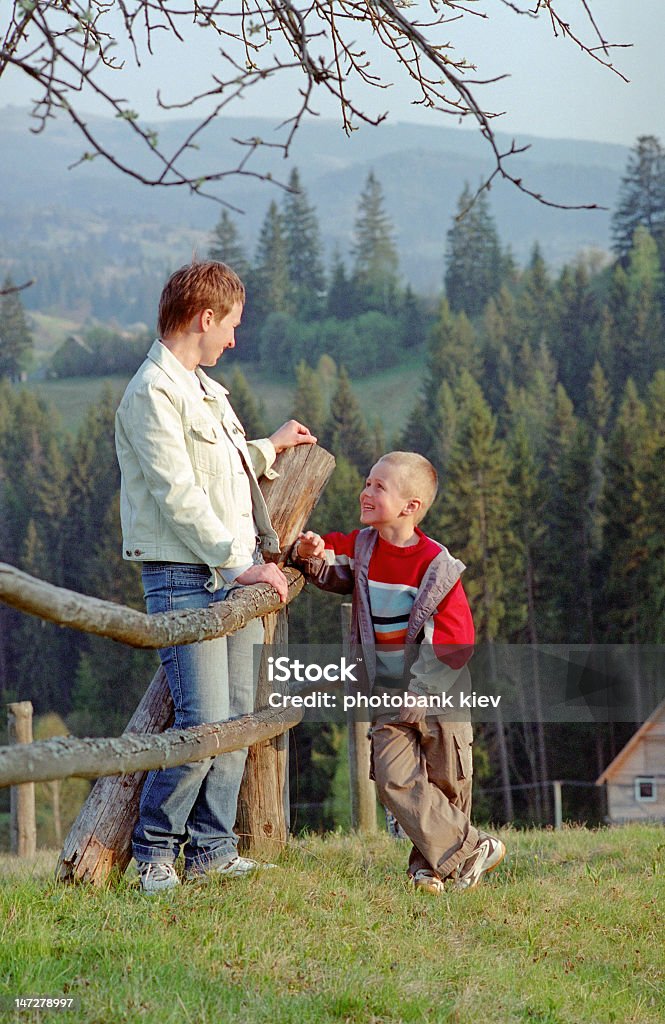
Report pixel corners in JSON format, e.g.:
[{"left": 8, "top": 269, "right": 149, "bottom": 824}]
[
  {"left": 454, "top": 833, "right": 506, "bottom": 892},
  {"left": 187, "top": 856, "right": 277, "bottom": 881},
  {"left": 136, "top": 861, "right": 180, "bottom": 894},
  {"left": 412, "top": 869, "right": 446, "bottom": 894}
]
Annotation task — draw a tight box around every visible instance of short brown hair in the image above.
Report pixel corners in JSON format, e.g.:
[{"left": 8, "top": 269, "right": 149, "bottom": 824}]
[
  {"left": 376, "top": 451, "right": 438, "bottom": 523},
  {"left": 158, "top": 260, "right": 245, "bottom": 338}
]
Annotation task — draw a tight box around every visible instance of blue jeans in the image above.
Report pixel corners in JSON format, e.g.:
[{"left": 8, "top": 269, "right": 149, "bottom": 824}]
[{"left": 132, "top": 563, "right": 264, "bottom": 872}]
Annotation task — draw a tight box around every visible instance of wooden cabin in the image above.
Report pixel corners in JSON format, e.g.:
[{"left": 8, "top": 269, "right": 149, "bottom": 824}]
[{"left": 596, "top": 700, "right": 665, "bottom": 822}]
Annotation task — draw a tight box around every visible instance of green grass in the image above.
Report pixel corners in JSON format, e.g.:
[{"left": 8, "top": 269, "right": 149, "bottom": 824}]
[
  {"left": 30, "top": 377, "right": 131, "bottom": 434},
  {"left": 1, "top": 825, "right": 664, "bottom": 1023}
]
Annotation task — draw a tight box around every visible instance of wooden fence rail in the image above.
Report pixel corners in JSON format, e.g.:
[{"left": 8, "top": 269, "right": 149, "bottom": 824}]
[
  {"left": 0, "top": 703, "right": 304, "bottom": 788},
  {"left": 0, "top": 443, "right": 336, "bottom": 883},
  {"left": 0, "top": 562, "right": 304, "bottom": 649}
]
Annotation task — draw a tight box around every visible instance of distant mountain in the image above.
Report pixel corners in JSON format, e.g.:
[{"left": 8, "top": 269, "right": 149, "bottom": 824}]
[{"left": 0, "top": 105, "right": 625, "bottom": 306}]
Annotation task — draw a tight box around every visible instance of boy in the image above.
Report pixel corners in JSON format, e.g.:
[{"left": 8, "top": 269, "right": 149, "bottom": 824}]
[{"left": 293, "top": 451, "right": 505, "bottom": 893}]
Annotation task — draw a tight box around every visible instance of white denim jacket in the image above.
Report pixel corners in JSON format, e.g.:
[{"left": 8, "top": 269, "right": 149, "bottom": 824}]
[{"left": 115, "top": 340, "right": 280, "bottom": 584}]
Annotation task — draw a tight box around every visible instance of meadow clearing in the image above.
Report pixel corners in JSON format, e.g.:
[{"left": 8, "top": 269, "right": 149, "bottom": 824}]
[{"left": 1, "top": 824, "right": 663, "bottom": 1024}]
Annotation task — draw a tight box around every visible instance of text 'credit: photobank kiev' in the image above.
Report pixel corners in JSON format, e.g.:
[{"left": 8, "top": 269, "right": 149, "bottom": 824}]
[{"left": 267, "top": 692, "right": 502, "bottom": 710}]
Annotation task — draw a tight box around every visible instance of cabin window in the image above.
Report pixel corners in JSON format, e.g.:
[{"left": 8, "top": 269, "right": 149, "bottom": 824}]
[{"left": 634, "top": 776, "right": 656, "bottom": 802}]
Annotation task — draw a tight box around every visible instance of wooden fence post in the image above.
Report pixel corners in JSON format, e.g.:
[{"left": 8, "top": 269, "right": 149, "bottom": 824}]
[
  {"left": 553, "top": 780, "right": 563, "bottom": 829},
  {"left": 57, "top": 443, "right": 335, "bottom": 885},
  {"left": 8, "top": 701, "right": 36, "bottom": 858},
  {"left": 341, "top": 603, "right": 377, "bottom": 834},
  {"left": 235, "top": 608, "right": 289, "bottom": 859}
]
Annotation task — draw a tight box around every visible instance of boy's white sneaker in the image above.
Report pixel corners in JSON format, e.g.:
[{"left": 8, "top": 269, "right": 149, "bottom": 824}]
[
  {"left": 454, "top": 832, "right": 506, "bottom": 892},
  {"left": 412, "top": 869, "right": 446, "bottom": 894},
  {"left": 137, "top": 861, "right": 180, "bottom": 894}
]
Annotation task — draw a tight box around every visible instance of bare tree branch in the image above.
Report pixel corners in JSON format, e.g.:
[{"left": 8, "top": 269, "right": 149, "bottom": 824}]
[
  {"left": 1, "top": 0, "right": 629, "bottom": 207},
  {"left": 0, "top": 278, "right": 35, "bottom": 296}
]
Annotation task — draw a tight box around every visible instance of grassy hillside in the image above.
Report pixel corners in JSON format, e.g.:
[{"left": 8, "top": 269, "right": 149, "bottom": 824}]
[
  {"left": 1, "top": 825, "right": 663, "bottom": 1023},
  {"left": 30, "top": 376, "right": 131, "bottom": 435},
  {"left": 28, "top": 312, "right": 82, "bottom": 365},
  {"left": 29, "top": 353, "right": 427, "bottom": 440}
]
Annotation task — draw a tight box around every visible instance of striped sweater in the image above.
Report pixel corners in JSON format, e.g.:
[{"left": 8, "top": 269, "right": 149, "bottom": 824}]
[{"left": 320, "top": 527, "right": 474, "bottom": 687}]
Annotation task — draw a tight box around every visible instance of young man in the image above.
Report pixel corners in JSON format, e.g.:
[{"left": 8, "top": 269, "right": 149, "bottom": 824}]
[
  {"left": 115, "top": 260, "right": 316, "bottom": 892},
  {"left": 293, "top": 451, "right": 505, "bottom": 893}
]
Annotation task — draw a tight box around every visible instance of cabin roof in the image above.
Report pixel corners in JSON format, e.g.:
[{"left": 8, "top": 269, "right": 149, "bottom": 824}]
[{"left": 596, "top": 699, "right": 665, "bottom": 785}]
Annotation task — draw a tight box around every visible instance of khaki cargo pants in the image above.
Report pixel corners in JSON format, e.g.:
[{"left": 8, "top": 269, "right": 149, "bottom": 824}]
[{"left": 371, "top": 714, "right": 479, "bottom": 878}]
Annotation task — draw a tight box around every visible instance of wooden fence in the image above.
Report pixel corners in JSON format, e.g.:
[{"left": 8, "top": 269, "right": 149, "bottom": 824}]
[{"left": 0, "top": 443, "right": 383, "bottom": 885}]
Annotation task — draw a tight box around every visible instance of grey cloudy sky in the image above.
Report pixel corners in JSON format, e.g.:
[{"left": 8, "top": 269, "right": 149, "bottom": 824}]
[{"left": 4, "top": 0, "right": 663, "bottom": 147}]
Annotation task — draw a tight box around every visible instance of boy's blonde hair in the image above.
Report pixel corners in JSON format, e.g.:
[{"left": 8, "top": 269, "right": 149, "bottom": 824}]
[
  {"left": 376, "top": 451, "right": 438, "bottom": 524},
  {"left": 158, "top": 260, "right": 245, "bottom": 338}
]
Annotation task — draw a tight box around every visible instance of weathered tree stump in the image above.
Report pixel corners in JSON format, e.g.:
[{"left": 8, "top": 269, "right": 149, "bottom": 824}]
[{"left": 56, "top": 443, "right": 334, "bottom": 884}]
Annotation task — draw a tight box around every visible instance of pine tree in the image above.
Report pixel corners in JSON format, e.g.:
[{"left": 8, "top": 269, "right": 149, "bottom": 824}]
[
  {"left": 640, "top": 371, "right": 665, "bottom": 643},
  {"left": 434, "top": 371, "right": 519, "bottom": 641},
  {"left": 599, "top": 379, "right": 651, "bottom": 720},
  {"left": 310, "top": 454, "right": 365, "bottom": 536},
  {"left": 257, "top": 311, "right": 301, "bottom": 378},
  {"left": 227, "top": 368, "right": 267, "bottom": 438},
  {"left": 351, "top": 171, "right": 399, "bottom": 314},
  {"left": 625, "top": 227, "right": 664, "bottom": 384},
  {"left": 506, "top": 415, "right": 551, "bottom": 821},
  {"left": 401, "top": 299, "right": 477, "bottom": 465},
  {"left": 600, "top": 228, "right": 664, "bottom": 393},
  {"left": 283, "top": 168, "right": 326, "bottom": 318},
  {"left": 398, "top": 285, "right": 428, "bottom": 350},
  {"left": 444, "top": 184, "right": 503, "bottom": 318},
  {"left": 326, "top": 249, "right": 352, "bottom": 320},
  {"left": 208, "top": 209, "right": 250, "bottom": 280},
  {"left": 428, "top": 300, "right": 479, "bottom": 390},
  {"left": 252, "top": 201, "right": 294, "bottom": 319},
  {"left": 598, "top": 262, "right": 632, "bottom": 394},
  {"left": 15, "top": 518, "right": 73, "bottom": 713},
  {"left": 599, "top": 379, "right": 649, "bottom": 638},
  {"left": 0, "top": 275, "right": 34, "bottom": 380},
  {"left": 544, "top": 413, "right": 596, "bottom": 643},
  {"left": 292, "top": 360, "right": 327, "bottom": 438},
  {"left": 552, "top": 260, "right": 600, "bottom": 409},
  {"left": 587, "top": 360, "right": 612, "bottom": 439},
  {"left": 69, "top": 499, "right": 158, "bottom": 734},
  {"left": 1, "top": 390, "right": 60, "bottom": 565},
  {"left": 0, "top": 388, "right": 72, "bottom": 712},
  {"left": 323, "top": 367, "right": 374, "bottom": 473},
  {"left": 62, "top": 385, "right": 120, "bottom": 593},
  {"left": 481, "top": 285, "right": 523, "bottom": 409},
  {"left": 515, "top": 245, "right": 555, "bottom": 353},
  {"left": 586, "top": 361, "right": 612, "bottom": 556},
  {"left": 501, "top": 344, "right": 557, "bottom": 466},
  {"left": 612, "top": 135, "right": 665, "bottom": 262}
]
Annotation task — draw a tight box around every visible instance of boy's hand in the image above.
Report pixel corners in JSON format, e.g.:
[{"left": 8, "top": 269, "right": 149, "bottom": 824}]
[
  {"left": 269, "top": 419, "right": 317, "bottom": 453},
  {"left": 398, "top": 693, "right": 428, "bottom": 725},
  {"left": 295, "top": 531, "right": 325, "bottom": 559}
]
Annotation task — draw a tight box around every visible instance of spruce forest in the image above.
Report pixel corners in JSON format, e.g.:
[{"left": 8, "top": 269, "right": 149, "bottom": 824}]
[{"left": 1, "top": 137, "right": 665, "bottom": 842}]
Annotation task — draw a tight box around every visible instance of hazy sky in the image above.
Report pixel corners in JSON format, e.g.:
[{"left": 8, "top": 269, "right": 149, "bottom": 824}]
[{"left": 4, "top": 0, "right": 664, "bottom": 147}]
